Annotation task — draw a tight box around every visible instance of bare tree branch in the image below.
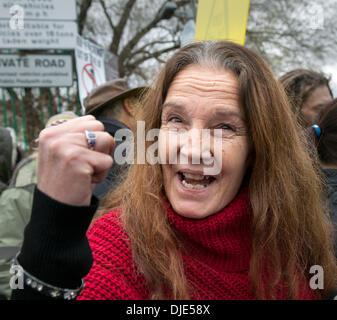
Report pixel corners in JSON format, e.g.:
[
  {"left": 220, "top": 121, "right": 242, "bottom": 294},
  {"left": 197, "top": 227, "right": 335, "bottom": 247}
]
[
  {"left": 117, "top": 1, "right": 168, "bottom": 67},
  {"left": 109, "top": 0, "right": 137, "bottom": 54},
  {"left": 133, "top": 68, "right": 148, "bottom": 81},
  {"left": 99, "top": 0, "right": 115, "bottom": 31},
  {"left": 125, "top": 44, "right": 180, "bottom": 73},
  {"left": 130, "top": 40, "right": 177, "bottom": 58},
  {"left": 154, "top": 56, "right": 166, "bottom": 64},
  {"left": 78, "top": 0, "right": 93, "bottom": 35}
]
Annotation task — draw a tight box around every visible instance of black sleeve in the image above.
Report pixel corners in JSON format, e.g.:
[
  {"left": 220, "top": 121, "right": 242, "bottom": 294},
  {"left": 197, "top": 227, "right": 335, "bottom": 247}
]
[{"left": 11, "top": 187, "right": 99, "bottom": 300}]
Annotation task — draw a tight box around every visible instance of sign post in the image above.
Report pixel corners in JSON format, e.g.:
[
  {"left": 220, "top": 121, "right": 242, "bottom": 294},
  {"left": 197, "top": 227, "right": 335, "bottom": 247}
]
[
  {"left": 0, "top": 0, "right": 78, "bottom": 152},
  {"left": 0, "top": 0, "right": 77, "bottom": 49},
  {"left": 0, "top": 0, "right": 76, "bottom": 20},
  {"left": 75, "top": 35, "right": 106, "bottom": 114},
  {"left": 0, "top": 54, "right": 73, "bottom": 87}
]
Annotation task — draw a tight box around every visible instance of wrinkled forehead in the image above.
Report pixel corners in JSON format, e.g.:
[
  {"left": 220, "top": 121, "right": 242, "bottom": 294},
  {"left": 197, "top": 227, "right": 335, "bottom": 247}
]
[
  {"left": 167, "top": 64, "right": 239, "bottom": 92},
  {"left": 163, "top": 65, "right": 242, "bottom": 117}
]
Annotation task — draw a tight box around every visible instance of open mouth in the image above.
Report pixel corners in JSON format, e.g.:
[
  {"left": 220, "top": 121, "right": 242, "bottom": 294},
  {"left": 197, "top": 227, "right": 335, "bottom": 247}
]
[{"left": 178, "top": 172, "right": 216, "bottom": 190}]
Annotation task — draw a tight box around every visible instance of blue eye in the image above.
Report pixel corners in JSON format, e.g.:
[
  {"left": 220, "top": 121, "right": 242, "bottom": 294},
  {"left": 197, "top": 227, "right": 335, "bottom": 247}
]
[
  {"left": 220, "top": 124, "right": 233, "bottom": 130},
  {"left": 169, "top": 117, "right": 182, "bottom": 123}
]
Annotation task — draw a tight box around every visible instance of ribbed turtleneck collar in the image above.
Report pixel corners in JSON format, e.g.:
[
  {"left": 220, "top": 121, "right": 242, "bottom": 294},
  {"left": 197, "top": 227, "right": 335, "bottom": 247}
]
[{"left": 166, "top": 187, "right": 252, "bottom": 273}]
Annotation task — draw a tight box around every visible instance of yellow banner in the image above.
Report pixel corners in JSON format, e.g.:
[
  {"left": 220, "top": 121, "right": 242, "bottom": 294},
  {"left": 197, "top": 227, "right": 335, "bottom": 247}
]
[{"left": 194, "top": 0, "right": 250, "bottom": 45}]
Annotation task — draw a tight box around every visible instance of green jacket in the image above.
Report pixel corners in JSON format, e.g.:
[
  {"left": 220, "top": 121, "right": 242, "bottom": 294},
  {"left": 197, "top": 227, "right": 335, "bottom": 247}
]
[{"left": 0, "top": 154, "right": 37, "bottom": 299}]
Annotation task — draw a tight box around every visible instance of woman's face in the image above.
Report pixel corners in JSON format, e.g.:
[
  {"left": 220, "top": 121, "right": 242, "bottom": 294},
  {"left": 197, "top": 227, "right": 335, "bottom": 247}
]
[{"left": 159, "top": 65, "right": 251, "bottom": 219}]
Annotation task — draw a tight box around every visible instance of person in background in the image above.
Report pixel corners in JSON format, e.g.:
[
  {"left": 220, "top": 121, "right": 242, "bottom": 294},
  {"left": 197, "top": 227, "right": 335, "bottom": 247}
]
[
  {"left": 84, "top": 79, "right": 145, "bottom": 200},
  {"left": 0, "top": 112, "right": 78, "bottom": 299},
  {"left": 0, "top": 127, "right": 18, "bottom": 195},
  {"left": 279, "top": 69, "right": 333, "bottom": 127},
  {"left": 311, "top": 99, "right": 337, "bottom": 256}
]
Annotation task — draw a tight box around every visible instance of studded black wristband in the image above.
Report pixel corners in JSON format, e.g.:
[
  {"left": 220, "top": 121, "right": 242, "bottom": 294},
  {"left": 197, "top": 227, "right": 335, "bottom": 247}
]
[{"left": 11, "top": 252, "right": 85, "bottom": 300}]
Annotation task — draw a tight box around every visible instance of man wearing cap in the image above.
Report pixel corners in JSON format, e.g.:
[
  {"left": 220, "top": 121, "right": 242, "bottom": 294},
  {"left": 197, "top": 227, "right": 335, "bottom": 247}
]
[{"left": 83, "top": 79, "right": 145, "bottom": 200}]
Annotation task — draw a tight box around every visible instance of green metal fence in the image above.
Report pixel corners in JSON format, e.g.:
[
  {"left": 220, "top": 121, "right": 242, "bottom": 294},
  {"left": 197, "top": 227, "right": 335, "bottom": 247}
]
[{"left": 1, "top": 82, "right": 82, "bottom": 154}]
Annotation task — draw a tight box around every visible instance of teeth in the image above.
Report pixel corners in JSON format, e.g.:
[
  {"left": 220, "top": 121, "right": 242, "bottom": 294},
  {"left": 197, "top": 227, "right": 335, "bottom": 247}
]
[
  {"left": 182, "top": 179, "right": 209, "bottom": 190},
  {"left": 183, "top": 173, "right": 207, "bottom": 181}
]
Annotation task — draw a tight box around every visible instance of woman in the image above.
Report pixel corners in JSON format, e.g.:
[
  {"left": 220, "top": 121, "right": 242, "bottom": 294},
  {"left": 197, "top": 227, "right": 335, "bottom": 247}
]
[
  {"left": 279, "top": 69, "right": 333, "bottom": 127},
  {"left": 311, "top": 99, "right": 337, "bottom": 256},
  {"left": 12, "top": 41, "right": 337, "bottom": 300}
]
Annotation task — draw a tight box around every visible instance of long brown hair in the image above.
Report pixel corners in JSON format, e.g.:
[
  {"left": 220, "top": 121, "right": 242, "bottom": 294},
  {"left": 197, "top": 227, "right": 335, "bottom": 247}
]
[{"left": 97, "top": 41, "right": 337, "bottom": 299}]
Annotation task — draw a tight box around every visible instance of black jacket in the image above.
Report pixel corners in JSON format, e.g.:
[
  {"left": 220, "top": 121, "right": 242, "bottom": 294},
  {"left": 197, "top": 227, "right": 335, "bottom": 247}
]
[
  {"left": 92, "top": 118, "right": 131, "bottom": 200},
  {"left": 324, "top": 169, "right": 337, "bottom": 257}
]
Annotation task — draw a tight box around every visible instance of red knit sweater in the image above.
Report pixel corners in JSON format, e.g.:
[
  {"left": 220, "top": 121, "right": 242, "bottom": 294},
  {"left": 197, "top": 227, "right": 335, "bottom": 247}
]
[{"left": 78, "top": 189, "right": 315, "bottom": 300}]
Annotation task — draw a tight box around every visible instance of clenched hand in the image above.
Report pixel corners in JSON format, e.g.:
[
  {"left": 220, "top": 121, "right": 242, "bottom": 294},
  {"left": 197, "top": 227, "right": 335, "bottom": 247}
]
[{"left": 37, "top": 115, "right": 115, "bottom": 206}]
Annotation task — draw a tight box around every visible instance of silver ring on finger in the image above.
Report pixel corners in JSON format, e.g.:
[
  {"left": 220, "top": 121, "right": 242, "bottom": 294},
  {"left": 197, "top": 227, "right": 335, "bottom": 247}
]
[{"left": 85, "top": 130, "right": 96, "bottom": 150}]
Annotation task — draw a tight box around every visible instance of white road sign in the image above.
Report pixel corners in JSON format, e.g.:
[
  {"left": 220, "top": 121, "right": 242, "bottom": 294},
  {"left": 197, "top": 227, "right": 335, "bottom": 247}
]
[
  {"left": 75, "top": 35, "right": 106, "bottom": 114},
  {"left": 0, "top": 0, "right": 77, "bottom": 49},
  {"left": 0, "top": 54, "right": 73, "bottom": 87},
  {"left": 0, "top": 0, "right": 76, "bottom": 21},
  {"left": 0, "top": 20, "right": 77, "bottom": 49}
]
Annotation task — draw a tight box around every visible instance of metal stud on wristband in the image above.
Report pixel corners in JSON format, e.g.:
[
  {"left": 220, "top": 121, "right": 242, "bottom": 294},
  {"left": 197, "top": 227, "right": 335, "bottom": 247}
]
[{"left": 11, "top": 252, "right": 85, "bottom": 300}]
